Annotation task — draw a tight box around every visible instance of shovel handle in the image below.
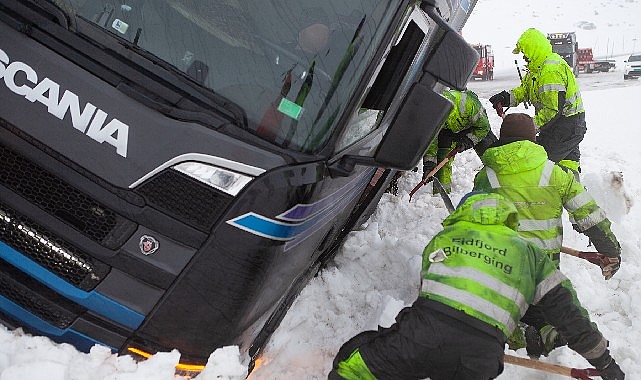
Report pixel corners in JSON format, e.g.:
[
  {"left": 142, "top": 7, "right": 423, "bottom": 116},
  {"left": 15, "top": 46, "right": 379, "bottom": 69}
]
[
  {"left": 504, "top": 354, "right": 600, "bottom": 379},
  {"left": 408, "top": 149, "right": 457, "bottom": 201},
  {"left": 424, "top": 149, "right": 457, "bottom": 181},
  {"left": 493, "top": 101, "right": 505, "bottom": 118},
  {"left": 560, "top": 246, "right": 608, "bottom": 266}
]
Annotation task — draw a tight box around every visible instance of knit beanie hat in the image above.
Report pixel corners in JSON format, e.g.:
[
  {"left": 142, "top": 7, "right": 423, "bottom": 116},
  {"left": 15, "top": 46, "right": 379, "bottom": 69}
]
[{"left": 499, "top": 113, "right": 537, "bottom": 142}]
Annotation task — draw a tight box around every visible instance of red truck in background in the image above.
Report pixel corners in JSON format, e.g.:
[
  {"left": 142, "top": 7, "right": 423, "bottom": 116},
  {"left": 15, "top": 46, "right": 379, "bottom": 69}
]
[
  {"left": 578, "top": 47, "right": 616, "bottom": 73},
  {"left": 470, "top": 43, "right": 494, "bottom": 80}
]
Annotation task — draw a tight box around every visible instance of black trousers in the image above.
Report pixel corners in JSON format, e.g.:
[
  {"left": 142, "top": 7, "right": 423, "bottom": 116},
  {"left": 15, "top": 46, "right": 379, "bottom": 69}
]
[
  {"left": 537, "top": 113, "right": 586, "bottom": 163},
  {"left": 330, "top": 298, "right": 505, "bottom": 380}
]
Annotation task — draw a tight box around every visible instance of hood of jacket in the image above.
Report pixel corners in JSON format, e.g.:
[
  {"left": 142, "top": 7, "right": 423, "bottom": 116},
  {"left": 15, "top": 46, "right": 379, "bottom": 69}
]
[
  {"left": 480, "top": 140, "right": 548, "bottom": 175},
  {"left": 443, "top": 192, "right": 519, "bottom": 231},
  {"left": 513, "top": 28, "right": 553, "bottom": 69}
]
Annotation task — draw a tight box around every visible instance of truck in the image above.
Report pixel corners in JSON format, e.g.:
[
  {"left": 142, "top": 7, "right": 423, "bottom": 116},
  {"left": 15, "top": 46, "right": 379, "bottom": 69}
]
[
  {"left": 0, "top": 0, "right": 479, "bottom": 375},
  {"left": 470, "top": 43, "right": 494, "bottom": 80},
  {"left": 624, "top": 53, "right": 641, "bottom": 80},
  {"left": 578, "top": 47, "right": 615, "bottom": 73},
  {"left": 547, "top": 32, "right": 579, "bottom": 76}
]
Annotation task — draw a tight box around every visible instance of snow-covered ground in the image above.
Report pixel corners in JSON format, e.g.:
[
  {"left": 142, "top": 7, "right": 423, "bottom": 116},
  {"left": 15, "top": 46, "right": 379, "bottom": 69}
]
[
  {"left": 247, "top": 78, "right": 641, "bottom": 380},
  {"left": 2, "top": 0, "right": 641, "bottom": 379}
]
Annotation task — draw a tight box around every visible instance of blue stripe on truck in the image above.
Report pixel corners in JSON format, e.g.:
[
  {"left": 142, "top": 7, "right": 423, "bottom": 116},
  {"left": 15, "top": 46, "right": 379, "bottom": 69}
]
[{"left": 0, "top": 242, "right": 144, "bottom": 329}]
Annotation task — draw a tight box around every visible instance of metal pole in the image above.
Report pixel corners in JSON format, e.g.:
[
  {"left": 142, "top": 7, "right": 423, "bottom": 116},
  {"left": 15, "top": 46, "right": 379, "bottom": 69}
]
[{"left": 515, "top": 60, "right": 529, "bottom": 109}]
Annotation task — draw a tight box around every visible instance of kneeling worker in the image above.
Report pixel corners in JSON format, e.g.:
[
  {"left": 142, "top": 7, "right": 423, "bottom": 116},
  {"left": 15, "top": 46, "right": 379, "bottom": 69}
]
[{"left": 329, "top": 192, "right": 624, "bottom": 380}]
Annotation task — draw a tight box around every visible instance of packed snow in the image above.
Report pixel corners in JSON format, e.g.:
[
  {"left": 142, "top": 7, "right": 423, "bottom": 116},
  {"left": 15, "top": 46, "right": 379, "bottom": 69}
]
[{"left": 2, "top": 0, "right": 641, "bottom": 379}]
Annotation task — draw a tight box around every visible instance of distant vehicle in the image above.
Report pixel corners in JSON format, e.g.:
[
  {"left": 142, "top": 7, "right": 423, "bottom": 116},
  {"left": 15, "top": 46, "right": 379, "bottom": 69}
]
[
  {"left": 577, "top": 48, "right": 614, "bottom": 73},
  {"left": 605, "top": 59, "right": 617, "bottom": 70},
  {"left": 547, "top": 32, "right": 579, "bottom": 76},
  {"left": 623, "top": 53, "right": 641, "bottom": 80},
  {"left": 470, "top": 44, "right": 494, "bottom": 80}
]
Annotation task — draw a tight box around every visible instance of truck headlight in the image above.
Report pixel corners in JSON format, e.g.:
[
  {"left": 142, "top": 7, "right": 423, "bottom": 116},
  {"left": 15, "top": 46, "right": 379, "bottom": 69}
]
[{"left": 173, "top": 162, "right": 253, "bottom": 196}]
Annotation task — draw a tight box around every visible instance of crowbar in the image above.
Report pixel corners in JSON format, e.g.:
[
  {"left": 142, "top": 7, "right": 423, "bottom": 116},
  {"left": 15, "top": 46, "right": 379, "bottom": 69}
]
[{"left": 432, "top": 177, "right": 455, "bottom": 212}]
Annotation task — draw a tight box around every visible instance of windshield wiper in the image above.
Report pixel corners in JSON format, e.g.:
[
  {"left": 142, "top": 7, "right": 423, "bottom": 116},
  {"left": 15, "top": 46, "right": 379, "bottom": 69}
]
[
  {"left": 14, "top": 0, "right": 75, "bottom": 29},
  {"left": 116, "top": 76, "right": 249, "bottom": 131},
  {"left": 92, "top": 3, "right": 114, "bottom": 28}
]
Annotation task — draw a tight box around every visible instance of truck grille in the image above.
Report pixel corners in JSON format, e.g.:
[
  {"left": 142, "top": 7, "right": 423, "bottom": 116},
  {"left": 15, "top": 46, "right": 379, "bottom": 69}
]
[
  {"left": 0, "top": 203, "right": 109, "bottom": 290},
  {"left": 136, "top": 170, "right": 233, "bottom": 232},
  {"left": 0, "top": 259, "right": 85, "bottom": 329},
  {"left": 0, "top": 143, "right": 136, "bottom": 249}
]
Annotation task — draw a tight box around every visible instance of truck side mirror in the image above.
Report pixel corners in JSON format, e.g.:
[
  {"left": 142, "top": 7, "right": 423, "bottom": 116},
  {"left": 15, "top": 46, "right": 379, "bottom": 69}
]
[
  {"left": 372, "top": 83, "right": 452, "bottom": 169},
  {"left": 329, "top": 1, "right": 477, "bottom": 176},
  {"left": 329, "top": 76, "right": 454, "bottom": 177},
  {"left": 421, "top": 3, "right": 479, "bottom": 91},
  {"left": 371, "top": 13, "right": 477, "bottom": 169},
  {"left": 421, "top": 31, "right": 479, "bottom": 91}
]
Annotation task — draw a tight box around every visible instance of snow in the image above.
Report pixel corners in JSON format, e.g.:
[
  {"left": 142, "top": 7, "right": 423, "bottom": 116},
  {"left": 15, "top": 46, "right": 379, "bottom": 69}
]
[{"left": 2, "top": 0, "right": 641, "bottom": 379}]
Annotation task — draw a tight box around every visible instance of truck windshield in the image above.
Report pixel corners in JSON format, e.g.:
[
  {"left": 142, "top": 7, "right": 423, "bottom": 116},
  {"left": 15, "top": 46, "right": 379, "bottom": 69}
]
[
  {"left": 65, "top": 0, "right": 395, "bottom": 153},
  {"left": 551, "top": 43, "right": 574, "bottom": 54}
]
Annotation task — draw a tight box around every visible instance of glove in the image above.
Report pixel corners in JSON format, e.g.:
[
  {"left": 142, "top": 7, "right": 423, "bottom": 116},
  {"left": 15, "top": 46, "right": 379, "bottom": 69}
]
[
  {"left": 422, "top": 159, "right": 436, "bottom": 182},
  {"left": 437, "top": 128, "right": 456, "bottom": 148},
  {"left": 588, "top": 352, "right": 625, "bottom": 380},
  {"left": 455, "top": 136, "right": 474, "bottom": 152},
  {"left": 489, "top": 90, "right": 510, "bottom": 107},
  {"left": 600, "top": 361, "right": 626, "bottom": 380},
  {"left": 601, "top": 256, "right": 621, "bottom": 280}
]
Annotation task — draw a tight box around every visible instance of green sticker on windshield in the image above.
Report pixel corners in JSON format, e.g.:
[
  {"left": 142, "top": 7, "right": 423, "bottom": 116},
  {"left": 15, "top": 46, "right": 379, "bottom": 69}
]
[{"left": 277, "top": 98, "right": 303, "bottom": 120}]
